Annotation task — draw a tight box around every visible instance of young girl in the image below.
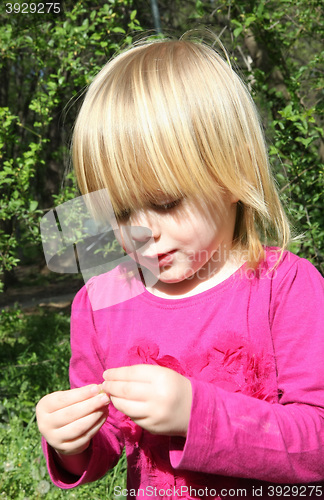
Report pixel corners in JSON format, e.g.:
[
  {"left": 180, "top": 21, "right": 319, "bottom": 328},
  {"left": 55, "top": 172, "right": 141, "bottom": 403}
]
[{"left": 36, "top": 35, "right": 324, "bottom": 499}]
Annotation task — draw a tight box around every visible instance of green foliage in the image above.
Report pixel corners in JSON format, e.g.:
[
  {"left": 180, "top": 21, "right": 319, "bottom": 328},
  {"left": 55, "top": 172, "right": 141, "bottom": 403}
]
[
  {"left": 0, "top": 0, "right": 142, "bottom": 290},
  {"left": 0, "top": 307, "right": 127, "bottom": 498}
]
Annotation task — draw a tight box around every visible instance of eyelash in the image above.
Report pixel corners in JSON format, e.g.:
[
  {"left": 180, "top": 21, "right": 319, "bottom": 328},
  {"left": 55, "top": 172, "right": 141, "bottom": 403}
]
[
  {"left": 151, "top": 199, "right": 182, "bottom": 211},
  {"left": 117, "top": 199, "right": 182, "bottom": 221}
]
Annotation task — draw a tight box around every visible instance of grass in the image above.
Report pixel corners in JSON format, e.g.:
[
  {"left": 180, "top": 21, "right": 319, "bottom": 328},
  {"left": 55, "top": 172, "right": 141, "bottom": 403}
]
[{"left": 0, "top": 306, "right": 127, "bottom": 499}]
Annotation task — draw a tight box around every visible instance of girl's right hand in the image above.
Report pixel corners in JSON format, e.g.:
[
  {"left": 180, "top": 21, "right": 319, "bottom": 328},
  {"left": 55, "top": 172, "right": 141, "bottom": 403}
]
[{"left": 36, "top": 384, "right": 110, "bottom": 456}]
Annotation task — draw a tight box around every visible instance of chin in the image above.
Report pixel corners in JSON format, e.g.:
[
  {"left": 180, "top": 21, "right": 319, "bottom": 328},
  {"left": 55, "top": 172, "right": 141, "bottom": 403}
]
[
  {"left": 158, "top": 273, "right": 193, "bottom": 284},
  {"left": 157, "top": 277, "right": 182, "bottom": 284}
]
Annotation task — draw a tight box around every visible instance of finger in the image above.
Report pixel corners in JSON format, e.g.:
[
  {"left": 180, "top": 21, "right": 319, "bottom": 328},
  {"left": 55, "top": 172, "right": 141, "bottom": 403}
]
[
  {"left": 102, "top": 380, "right": 150, "bottom": 402},
  {"left": 103, "top": 364, "right": 155, "bottom": 382},
  {"left": 44, "top": 384, "right": 102, "bottom": 413},
  {"left": 56, "top": 412, "right": 108, "bottom": 455},
  {"left": 110, "top": 396, "right": 148, "bottom": 420},
  {"left": 51, "top": 392, "right": 110, "bottom": 429},
  {"left": 58, "top": 406, "right": 108, "bottom": 442}
]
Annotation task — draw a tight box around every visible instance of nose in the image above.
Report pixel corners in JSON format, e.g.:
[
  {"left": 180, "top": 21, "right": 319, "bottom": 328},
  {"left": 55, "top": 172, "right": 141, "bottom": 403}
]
[
  {"left": 130, "top": 210, "right": 161, "bottom": 241},
  {"left": 128, "top": 226, "right": 152, "bottom": 243}
]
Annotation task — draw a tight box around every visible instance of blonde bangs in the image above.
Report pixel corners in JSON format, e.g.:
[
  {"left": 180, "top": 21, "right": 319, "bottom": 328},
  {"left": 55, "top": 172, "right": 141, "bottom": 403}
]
[
  {"left": 72, "top": 36, "right": 290, "bottom": 266},
  {"left": 73, "top": 41, "right": 235, "bottom": 212}
]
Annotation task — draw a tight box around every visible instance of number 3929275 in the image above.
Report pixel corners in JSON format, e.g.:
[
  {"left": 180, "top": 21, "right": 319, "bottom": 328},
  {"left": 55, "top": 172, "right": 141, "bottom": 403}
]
[{"left": 6, "top": 3, "right": 61, "bottom": 14}]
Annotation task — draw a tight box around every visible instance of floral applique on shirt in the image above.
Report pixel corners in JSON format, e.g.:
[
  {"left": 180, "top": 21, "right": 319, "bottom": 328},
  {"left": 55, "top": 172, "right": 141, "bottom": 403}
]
[{"left": 116, "top": 336, "right": 278, "bottom": 499}]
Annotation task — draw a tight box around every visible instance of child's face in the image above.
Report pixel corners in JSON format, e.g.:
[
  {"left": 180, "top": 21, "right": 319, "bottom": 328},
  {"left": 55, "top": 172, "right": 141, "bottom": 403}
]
[{"left": 119, "top": 192, "right": 238, "bottom": 292}]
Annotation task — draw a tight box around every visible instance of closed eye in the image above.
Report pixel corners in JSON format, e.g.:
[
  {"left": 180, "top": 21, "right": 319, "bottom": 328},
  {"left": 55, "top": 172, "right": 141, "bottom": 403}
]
[
  {"left": 116, "top": 198, "right": 183, "bottom": 222},
  {"left": 150, "top": 199, "right": 183, "bottom": 212}
]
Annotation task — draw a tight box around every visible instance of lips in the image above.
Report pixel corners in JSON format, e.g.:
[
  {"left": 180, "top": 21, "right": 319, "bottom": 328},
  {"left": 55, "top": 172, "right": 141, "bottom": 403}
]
[
  {"left": 157, "top": 250, "right": 176, "bottom": 266},
  {"left": 158, "top": 250, "right": 176, "bottom": 258},
  {"left": 143, "top": 249, "right": 176, "bottom": 266}
]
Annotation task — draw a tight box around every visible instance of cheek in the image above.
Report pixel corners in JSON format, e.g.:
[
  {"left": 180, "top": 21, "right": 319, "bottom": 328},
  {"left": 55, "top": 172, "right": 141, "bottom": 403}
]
[
  {"left": 169, "top": 212, "right": 220, "bottom": 250},
  {"left": 186, "top": 221, "right": 218, "bottom": 247},
  {"left": 176, "top": 216, "right": 206, "bottom": 237}
]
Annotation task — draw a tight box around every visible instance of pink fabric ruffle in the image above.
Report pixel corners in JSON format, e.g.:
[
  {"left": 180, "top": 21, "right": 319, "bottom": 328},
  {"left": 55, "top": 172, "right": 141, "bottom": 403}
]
[{"left": 115, "top": 336, "right": 277, "bottom": 499}]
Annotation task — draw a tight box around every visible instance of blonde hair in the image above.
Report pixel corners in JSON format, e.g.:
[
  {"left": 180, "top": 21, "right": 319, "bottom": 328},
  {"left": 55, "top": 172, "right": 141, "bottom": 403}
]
[{"left": 72, "top": 34, "right": 290, "bottom": 268}]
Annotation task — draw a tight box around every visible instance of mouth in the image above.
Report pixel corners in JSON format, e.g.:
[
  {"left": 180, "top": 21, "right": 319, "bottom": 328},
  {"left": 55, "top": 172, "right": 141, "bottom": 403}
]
[
  {"left": 157, "top": 250, "right": 176, "bottom": 267},
  {"left": 143, "top": 250, "right": 176, "bottom": 267}
]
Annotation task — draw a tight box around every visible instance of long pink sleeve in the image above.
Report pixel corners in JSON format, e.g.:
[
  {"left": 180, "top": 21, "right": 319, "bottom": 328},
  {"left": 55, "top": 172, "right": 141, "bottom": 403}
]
[
  {"left": 170, "top": 257, "right": 324, "bottom": 483},
  {"left": 42, "top": 283, "right": 125, "bottom": 488}
]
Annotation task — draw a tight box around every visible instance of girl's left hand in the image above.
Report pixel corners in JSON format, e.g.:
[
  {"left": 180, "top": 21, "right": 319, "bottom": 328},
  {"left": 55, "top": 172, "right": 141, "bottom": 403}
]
[{"left": 102, "top": 365, "right": 192, "bottom": 437}]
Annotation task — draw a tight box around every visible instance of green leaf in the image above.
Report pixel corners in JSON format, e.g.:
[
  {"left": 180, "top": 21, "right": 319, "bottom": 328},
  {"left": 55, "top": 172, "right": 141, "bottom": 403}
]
[
  {"left": 112, "top": 27, "right": 126, "bottom": 34},
  {"left": 233, "top": 26, "right": 244, "bottom": 38},
  {"left": 29, "top": 200, "right": 38, "bottom": 212}
]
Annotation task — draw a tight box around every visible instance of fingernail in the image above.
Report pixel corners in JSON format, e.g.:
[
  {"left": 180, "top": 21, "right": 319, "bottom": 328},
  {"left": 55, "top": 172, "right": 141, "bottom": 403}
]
[
  {"left": 90, "top": 384, "right": 101, "bottom": 395},
  {"left": 100, "top": 393, "right": 110, "bottom": 405}
]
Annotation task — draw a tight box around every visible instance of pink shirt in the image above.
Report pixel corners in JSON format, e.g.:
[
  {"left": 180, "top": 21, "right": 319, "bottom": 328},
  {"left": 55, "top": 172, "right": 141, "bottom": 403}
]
[{"left": 42, "top": 248, "right": 324, "bottom": 498}]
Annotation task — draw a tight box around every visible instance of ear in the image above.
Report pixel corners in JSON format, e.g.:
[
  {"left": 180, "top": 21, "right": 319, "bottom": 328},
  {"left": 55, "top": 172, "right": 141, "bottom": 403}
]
[
  {"left": 229, "top": 192, "right": 240, "bottom": 204},
  {"left": 225, "top": 189, "right": 239, "bottom": 204}
]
